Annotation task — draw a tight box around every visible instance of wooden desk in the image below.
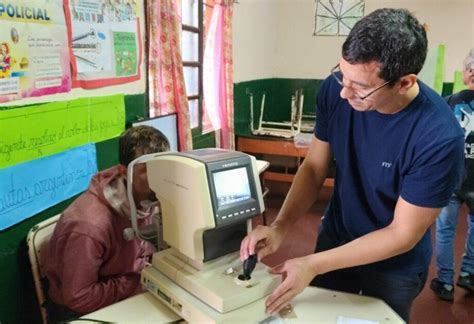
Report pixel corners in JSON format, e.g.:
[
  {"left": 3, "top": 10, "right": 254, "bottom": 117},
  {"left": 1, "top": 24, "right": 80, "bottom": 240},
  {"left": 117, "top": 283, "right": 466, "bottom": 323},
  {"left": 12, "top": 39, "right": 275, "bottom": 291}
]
[
  {"left": 237, "top": 136, "right": 334, "bottom": 186},
  {"left": 238, "top": 136, "right": 309, "bottom": 158}
]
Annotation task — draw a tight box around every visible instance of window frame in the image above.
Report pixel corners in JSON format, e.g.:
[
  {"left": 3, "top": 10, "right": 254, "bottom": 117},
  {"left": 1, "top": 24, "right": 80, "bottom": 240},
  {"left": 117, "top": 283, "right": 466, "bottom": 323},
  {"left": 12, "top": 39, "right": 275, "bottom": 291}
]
[{"left": 181, "top": 0, "right": 204, "bottom": 135}]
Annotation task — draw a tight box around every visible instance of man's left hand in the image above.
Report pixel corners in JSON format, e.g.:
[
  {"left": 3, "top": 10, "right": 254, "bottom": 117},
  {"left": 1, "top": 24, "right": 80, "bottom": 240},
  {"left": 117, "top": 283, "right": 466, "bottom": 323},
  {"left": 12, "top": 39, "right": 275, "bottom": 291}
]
[{"left": 265, "top": 255, "right": 318, "bottom": 315}]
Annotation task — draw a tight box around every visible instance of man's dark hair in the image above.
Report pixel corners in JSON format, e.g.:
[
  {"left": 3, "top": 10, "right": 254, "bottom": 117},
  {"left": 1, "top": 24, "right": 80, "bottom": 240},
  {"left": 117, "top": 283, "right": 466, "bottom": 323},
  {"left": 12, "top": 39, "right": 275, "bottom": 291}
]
[
  {"left": 342, "top": 8, "right": 427, "bottom": 83},
  {"left": 119, "top": 125, "right": 170, "bottom": 166}
]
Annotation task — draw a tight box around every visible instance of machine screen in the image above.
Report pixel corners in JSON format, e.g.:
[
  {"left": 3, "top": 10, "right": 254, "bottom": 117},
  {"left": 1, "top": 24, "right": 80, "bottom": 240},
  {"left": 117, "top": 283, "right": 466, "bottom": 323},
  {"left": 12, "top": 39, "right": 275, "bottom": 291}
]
[{"left": 213, "top": 167, "right": 252, "bottom": 207}]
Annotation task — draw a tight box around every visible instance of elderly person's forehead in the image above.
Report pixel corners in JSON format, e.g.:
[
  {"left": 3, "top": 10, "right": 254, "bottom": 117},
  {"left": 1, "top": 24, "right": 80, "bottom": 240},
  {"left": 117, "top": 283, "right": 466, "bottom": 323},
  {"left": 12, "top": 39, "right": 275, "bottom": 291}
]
[{"left": 465, "top": 48, "right": 474, "bottom": 70}]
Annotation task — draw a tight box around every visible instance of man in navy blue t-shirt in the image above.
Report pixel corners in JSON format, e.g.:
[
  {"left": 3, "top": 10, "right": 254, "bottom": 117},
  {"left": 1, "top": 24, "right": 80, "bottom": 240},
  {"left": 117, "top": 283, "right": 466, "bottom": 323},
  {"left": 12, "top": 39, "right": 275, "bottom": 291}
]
[{"left": 241, "top": 8, "right": 464, "bottom": 322}]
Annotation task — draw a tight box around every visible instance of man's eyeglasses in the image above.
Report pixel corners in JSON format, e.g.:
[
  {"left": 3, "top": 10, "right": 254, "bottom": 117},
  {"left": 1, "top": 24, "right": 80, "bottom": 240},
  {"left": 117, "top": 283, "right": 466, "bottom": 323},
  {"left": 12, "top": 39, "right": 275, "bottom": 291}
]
[{"left": 331, "top": 64, "right": 394, "bottom": 100}]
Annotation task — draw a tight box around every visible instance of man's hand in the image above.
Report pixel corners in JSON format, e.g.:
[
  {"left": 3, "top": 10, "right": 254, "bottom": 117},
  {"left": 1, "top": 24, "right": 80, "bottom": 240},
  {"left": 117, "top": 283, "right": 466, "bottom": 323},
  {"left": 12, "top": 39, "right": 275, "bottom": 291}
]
[
  {"left": 240, "top": 224, "right": 286, "bottom": 261},
  {"left": 265, "top": 255, "right": 318, "bottom": 315}
]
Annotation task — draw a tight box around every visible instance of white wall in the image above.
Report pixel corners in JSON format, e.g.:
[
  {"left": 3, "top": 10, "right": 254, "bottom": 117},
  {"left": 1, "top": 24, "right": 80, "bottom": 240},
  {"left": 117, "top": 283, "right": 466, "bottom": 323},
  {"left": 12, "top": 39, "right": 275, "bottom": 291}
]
[
  {"left": 233, "top": 0, "right": 279, "bottom": 82},
  {"left": 233, "top": 0, "right": 474, "bottom": 82},
  {"left": 273, "top": 0, "right": 344, "bottom": 79},
  {"left": 367, "top": 0, "right": 474, "bottom": 82}
]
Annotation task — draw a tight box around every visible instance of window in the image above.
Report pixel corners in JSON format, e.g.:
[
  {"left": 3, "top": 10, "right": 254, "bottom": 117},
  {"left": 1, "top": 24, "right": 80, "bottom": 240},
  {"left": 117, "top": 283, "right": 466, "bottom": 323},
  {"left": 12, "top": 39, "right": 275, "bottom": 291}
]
[{"left": 181, "top": 0, "right": 204, "bottom": 130}]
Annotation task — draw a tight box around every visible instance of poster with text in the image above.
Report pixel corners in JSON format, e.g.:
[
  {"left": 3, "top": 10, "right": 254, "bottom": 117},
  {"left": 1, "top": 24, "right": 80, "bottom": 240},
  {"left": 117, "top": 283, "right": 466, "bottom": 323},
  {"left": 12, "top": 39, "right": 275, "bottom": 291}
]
[
  {"left": 0, "top": 0, "right": 71, "bottom": 103},
  {"left": 0, "top": 143, "right": 97, "bottom": 230},
  {"left": 0, "top": 94, "right": 125, "bottom": 168},
  {"left": 65, "top": 0, "right": 142, "bottom": 88}
]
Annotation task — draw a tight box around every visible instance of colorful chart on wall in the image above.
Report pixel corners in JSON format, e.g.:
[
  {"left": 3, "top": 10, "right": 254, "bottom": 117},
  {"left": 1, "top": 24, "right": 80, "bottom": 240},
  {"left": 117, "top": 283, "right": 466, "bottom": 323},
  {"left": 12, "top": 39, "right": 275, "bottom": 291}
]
[
  {"left": 64, "top": 0, "right": 142, "bottom": 88},
  {"left": 313, "top": 0, "right": 365, "bottom": 36},
  {"left": 0, "top": 0, "right": 71, "bottom": 103}
]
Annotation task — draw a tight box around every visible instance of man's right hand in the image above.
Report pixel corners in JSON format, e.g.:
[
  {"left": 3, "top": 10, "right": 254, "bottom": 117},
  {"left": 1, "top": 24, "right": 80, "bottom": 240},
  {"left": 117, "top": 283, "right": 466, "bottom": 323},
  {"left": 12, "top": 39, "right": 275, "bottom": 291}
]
[{"left": 240, "top": 224, "right": 286, "bottom": 262}]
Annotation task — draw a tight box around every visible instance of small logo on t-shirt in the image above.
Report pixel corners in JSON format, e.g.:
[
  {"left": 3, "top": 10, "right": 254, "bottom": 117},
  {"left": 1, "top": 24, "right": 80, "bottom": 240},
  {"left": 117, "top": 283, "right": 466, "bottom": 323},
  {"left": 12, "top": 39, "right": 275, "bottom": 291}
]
[{"left": 382, "top": 162, "right": 392, "bottom": 168}]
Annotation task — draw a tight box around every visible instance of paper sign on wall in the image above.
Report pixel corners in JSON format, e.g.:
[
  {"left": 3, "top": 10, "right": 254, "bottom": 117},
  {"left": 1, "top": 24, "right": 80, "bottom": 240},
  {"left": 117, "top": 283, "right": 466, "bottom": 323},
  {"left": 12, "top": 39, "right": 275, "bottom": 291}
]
[
  {"left": 0, "top": 143, "right": 97, "bottom": 230},
  {"left": 0, "top": 0, "right": 71, "bottom": 103},
  {"left": 0, "top": 94, "right": 125, "bottom": 168},
  {"left": 66, "top": 0, "right": 142, "bottom": 88}
]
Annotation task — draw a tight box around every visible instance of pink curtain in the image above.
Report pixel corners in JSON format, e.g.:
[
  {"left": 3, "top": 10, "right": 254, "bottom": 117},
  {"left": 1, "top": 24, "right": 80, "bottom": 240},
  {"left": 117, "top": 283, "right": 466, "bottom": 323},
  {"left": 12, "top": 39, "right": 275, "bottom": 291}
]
[
  {"left": 148, "top": 0, "right": 192, "bottom": 151},
  {"left": 203, "top": 0, "right": 234, "bottom": 149}
]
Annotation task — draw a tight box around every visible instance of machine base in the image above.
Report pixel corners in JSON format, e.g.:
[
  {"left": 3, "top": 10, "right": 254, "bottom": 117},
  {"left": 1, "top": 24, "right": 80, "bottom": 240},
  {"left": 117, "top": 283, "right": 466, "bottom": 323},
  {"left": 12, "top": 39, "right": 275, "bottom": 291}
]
[
  {"left": 142, "top": 265, "right": 276, "bottom": 323},
  {"left": 147, "top": 249, "right": 280, "bottom": 313}
]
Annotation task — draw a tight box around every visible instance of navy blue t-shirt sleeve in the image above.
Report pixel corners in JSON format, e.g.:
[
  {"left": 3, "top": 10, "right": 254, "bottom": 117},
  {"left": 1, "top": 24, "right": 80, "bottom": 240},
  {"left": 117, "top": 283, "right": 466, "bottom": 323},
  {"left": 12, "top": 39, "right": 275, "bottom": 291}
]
[
  {"left": 315, "top": 76, "right": 333, "bottom": 142},
  {"left": 400, "top": 136, "right": 464, "bottom": 208}
]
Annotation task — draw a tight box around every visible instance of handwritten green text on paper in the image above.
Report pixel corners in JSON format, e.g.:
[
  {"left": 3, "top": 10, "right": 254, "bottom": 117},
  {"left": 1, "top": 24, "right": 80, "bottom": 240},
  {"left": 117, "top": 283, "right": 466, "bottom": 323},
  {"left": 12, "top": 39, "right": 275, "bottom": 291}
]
[{"left": 0, "top": 95, "right": 125, "bottom": 168}]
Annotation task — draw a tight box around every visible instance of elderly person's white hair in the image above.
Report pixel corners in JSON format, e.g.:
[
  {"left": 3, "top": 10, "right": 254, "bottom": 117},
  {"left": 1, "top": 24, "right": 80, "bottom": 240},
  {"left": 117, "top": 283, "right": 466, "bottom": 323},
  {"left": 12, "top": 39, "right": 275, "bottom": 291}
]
[{"left": 464, "top": 48, "right": 474, "bottom": 71}]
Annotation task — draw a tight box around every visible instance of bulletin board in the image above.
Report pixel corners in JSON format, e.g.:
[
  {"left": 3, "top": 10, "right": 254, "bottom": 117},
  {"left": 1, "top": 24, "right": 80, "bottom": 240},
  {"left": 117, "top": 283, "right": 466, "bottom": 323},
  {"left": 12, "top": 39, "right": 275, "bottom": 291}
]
[
  {"left": 0, "top": 0, "right": 146, "bottom": 229},
  {"left": 0, "top": 0, "right": 146, "bottom": 106}
]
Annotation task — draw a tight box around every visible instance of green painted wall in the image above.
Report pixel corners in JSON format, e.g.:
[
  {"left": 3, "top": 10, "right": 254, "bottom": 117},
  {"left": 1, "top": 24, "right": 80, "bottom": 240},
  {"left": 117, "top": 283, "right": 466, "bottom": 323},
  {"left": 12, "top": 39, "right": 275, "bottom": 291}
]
[
  {"left": 442, "top": 82, "right": 454, "bottom": 97},
  {"left": 234, "top": 78, "right": 324, "bottom": 136},
  {"left": 193, "top": 132, "right": 216, "bottom": 149}
]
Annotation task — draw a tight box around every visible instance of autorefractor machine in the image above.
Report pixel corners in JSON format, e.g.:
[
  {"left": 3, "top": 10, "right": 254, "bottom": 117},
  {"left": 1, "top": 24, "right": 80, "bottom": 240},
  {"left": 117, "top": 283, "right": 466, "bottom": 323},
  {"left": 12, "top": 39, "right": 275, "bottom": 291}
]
[{"left": 127, "top": 149, "right": 280, "bottom": 322}]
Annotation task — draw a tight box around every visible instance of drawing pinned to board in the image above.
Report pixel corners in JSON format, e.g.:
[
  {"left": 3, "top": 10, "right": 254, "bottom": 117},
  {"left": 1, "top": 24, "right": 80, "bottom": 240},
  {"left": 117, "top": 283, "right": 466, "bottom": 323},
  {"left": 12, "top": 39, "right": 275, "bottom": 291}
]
[
  {"left": 113, "top": 32, "right": 137, "bottom": 76},
  {"left": 71, "top": 28, "right": 109, "bottom": 72},
  {"left": 313, "top": 0, "right": 365, "bottom": 36},
  {"left": 65, "top": 0, "right": 142, "bottom": 88}
]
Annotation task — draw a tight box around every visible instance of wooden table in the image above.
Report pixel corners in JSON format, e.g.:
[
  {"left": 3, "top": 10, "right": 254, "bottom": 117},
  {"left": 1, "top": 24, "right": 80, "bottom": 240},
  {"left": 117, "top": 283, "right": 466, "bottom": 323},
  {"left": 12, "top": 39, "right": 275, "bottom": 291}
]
[{"left": 237, "top": 135, "right": 334, "bottom": 186}]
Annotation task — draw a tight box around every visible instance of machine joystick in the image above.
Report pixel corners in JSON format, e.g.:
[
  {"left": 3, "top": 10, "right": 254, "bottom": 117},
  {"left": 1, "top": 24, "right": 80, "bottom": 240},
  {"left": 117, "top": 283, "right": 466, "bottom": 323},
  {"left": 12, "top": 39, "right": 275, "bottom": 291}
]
[{"left": 238, "top": 254, "right": 257, "bottom": 281}]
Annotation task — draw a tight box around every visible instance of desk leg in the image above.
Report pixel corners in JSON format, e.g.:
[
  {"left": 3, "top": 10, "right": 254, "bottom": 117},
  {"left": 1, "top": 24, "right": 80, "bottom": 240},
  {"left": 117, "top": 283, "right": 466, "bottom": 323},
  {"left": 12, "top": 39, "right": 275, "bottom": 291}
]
[{"left": 259, "top": 172, "right": 270, "bottom": 226}]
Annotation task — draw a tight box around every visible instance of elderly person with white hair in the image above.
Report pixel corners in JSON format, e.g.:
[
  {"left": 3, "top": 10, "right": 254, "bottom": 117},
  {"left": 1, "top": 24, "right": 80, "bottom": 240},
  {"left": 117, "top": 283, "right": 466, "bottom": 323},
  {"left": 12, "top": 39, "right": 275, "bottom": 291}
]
[{"left": 430, "top": 48, "right": 474, "bottom": 302}]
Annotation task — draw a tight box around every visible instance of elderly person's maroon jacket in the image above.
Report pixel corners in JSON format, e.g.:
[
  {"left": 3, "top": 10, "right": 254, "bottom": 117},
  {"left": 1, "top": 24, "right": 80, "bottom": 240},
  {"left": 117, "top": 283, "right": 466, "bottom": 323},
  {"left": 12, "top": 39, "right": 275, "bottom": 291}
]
[{"left": 44, "top": 165, "right": 156, "bottom": 314}]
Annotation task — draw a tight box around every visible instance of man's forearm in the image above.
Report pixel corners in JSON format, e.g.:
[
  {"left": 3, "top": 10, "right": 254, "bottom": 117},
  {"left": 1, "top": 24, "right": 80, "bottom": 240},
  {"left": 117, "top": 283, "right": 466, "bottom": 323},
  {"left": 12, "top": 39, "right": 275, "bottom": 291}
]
[
  {"left": 308, "top": 225, "right": 417, "bottom": 276},
  {"left": 307, "top": 200, "right": 439, "bottom": 275}
]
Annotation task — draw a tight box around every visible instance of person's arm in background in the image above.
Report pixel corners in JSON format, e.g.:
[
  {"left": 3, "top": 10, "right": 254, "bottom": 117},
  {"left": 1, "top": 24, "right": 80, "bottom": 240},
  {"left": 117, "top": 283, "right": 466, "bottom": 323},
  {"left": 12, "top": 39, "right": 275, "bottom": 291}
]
[
  {"left": 241, "top": 136, "right": 332, "bottom": 261},
  {"left": 57, "top": 233, "right": 141, "bottom": 314}
]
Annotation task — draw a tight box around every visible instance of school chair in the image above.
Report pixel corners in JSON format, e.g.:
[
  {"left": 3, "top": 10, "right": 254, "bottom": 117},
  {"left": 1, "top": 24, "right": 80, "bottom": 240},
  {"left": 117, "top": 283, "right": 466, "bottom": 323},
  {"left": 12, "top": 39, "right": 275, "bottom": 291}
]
[{"left": 26, "top": 214, "right": 61, "bottom": 324}]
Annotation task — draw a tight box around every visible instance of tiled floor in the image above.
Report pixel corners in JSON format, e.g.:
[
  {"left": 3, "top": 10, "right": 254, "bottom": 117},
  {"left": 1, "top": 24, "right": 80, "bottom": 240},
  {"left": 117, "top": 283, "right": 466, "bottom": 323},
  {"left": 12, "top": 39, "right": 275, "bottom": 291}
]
[{"left": 257, "top": 184, "right": 474, "bottom": 324}]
